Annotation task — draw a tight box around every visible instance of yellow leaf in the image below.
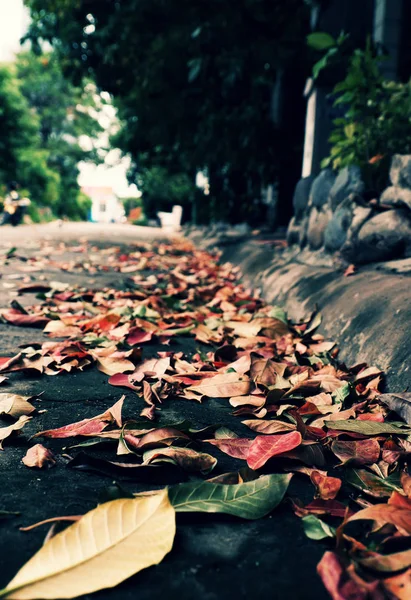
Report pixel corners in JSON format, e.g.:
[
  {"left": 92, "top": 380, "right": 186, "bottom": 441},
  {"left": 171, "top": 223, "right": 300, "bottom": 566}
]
[{"left": 2, "top": 490, "right": 175, "bottom": 599}]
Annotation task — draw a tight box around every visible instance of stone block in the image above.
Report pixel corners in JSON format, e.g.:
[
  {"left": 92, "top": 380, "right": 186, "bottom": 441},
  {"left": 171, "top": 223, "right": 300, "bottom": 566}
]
[
  {"left": 389, "top": 155, "right": 411, "bottom": 188},
  {"left": 355, "top": 209, "right": 411, "bottom": 263},
  {"left": 381, "top": 185, "right": 411, "bottom": 211},
  {"left": 307, "top": 207, "right": 331, "bottom": 250},
  {"left": 329, "top": 166, "right": 364, "bottom": 210},
  {"left": 309, "top": 168, "right": 335, "bottom": 209},
  {"left": 324, "top": 205, "right": 352, "bottom": 252},
  {"left": 292, "top": 176, "right": 314, "bottom": 220},
  {"left": 286, "top": 216, "right": 300, "bottom": 246}
]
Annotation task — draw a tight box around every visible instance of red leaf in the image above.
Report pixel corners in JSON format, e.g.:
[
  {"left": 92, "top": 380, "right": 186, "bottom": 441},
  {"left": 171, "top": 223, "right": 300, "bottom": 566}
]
[
  {"left": 1, "top": 310, "right": 50, "bottom": 328},
  {"left": 331, "top": 439, "right": 380, "bottom": 466},
  {"left": 205, "top": 438, "right": 253, "bottom": 460},
  {"left": 317, "top": 552, "right": 368, "bottom": 600},
  {"left": 310, "top": 471, "right": 342, "bottom": 500},
  {"left": 126, "top": 328, "right": 154, "bottom": 345},
  {"left": 247, "top": 431, "right": 302, "bottom": 470}
]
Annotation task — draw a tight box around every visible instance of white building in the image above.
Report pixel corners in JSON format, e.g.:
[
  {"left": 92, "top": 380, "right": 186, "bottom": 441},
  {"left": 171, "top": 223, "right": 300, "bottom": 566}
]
[{"left": 81, "top": 186, "right": 125, "bottom": 223}]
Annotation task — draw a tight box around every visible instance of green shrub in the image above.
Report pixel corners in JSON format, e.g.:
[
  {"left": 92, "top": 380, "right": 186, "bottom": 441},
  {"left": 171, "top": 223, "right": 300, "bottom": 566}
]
[{"left": 310, "top": 35, "right": 411, "bottom": 193}]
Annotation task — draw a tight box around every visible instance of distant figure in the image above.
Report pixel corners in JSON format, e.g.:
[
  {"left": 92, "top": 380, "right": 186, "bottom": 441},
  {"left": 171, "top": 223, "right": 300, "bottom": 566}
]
[{"left": 1, "top": 182, "right": 31, "bottom": 226}]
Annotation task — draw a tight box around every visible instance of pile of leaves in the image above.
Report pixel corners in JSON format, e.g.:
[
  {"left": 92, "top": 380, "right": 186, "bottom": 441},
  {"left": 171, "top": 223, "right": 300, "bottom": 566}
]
[{"left": 0, "top": 239, "right": 411, "bottom": 599}]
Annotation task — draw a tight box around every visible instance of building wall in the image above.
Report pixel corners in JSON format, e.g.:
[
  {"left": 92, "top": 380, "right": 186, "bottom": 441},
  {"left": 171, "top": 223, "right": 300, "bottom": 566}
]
[{"left": 81, "top": 186, "right": 125, "bottom": 223}]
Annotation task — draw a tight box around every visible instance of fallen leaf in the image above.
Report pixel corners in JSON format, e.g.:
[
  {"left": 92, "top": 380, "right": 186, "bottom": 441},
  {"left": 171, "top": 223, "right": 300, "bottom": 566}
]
[
  {"left": 205, "top": 438, "right": 253, "bottom": 460},
  {"left": 345, "top": 468, "right": 403, "bottom": 498},
  {"left": 22, "top": 444, "right": 56, "bottom": 469},
  {"left": 302, "top": 515, "right": 335, "bottom": 540},
  {"left": 247, "top": 431, "right": 302, "bottom": 470},
  {"left": 327, "top": 419, "right": 411, "bottom": 435},
  {"left": 169, "top": 473, "right": 292, "bottom": 519},
  {"left": 242, "top": 419, "right": 297, "bottom": 435},
  {"left": 359, "top": 548, "right": 411, "bottom": 573},
  {"left": 0, "top": 416, "right": 32, "bottom": 449},
  {"left": 317, "top": 551, "right": 367, "bottom": 600},
  {"left": 250, "top": 358, "right": 286, "bottom": 386},
  {"left": 187, "top": 372, "right": 250, "bottom": 399},
  {"left": 35, "top": 397, "right": 124, "bottom": 439},
  {"left": 379, "top": 392, "right": 411, "bottom": 425},
  {"left": 0, "top": 309, "right": 50, "bottom": 329},
  {"left": 348, "top": 504, "right": 411, "bottom": 535},
  {"left": 0, "top": 394, "right": 36, "bottom": 419},
  {"left": 310, "top": 471, "right": 341, "bottom": 500},
  {"left": 384, "top": 567, "right": 411, "bottom": 600},
  {"left": 143, "top": 446, "right": 217, "bottom": 474},
  {"left": 331, "top": 439, "right": 380, "bottom": 466},
  {"left": 1, "top": 491, "right": 175, "bottom": 599}
]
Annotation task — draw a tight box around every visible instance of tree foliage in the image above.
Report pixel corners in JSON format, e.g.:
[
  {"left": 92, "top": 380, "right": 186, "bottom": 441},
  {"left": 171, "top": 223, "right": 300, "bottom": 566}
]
[
  {"left": 15, "top": 51, "right": 104, "bottom": 219},
  {"left": 24, "top": 0, "right": 311, "bottom": 224}
]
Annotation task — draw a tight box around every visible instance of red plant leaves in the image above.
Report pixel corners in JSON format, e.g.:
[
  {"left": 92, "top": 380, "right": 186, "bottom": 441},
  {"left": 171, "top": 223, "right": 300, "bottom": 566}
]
[
  {"left": 186, "top": 372, "right": 251, "bottom": 399},
  {"left": 0, "top": 309, "right": 50, "bottom": 329},
  {"left": 205, "top": 438, "right": 253, "bottom": 460},
  {"left": 126, "top": 328, "right": 154, "bottom": 345},
  {"left": 35, "top": 397, "right": 124, "bottom": 438},
  {"left": 331, "top": 439, "right": 380, "bottom": 466},
  {"left": 348, "top": 504, "right": 411, "bottom": 535},
  {"left": 247, "top": 431, "right": 302, "bottom": 470},
  {"left": 22, "top": 444, "right": 56, "bottom": 469},
  {"left": 310, "top": 471, "right": 342, "bottom": 500}
]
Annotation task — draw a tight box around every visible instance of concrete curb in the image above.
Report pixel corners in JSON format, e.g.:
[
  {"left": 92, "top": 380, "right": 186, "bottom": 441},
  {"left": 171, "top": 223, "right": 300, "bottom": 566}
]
[{"left": 217, "top": 239, "right": 411, "bottom": 392}]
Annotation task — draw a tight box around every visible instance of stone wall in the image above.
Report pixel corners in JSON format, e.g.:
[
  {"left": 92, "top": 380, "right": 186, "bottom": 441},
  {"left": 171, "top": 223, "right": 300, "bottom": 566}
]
[{"left": 287, "top": 155, "right": 411, "bottom": 264}]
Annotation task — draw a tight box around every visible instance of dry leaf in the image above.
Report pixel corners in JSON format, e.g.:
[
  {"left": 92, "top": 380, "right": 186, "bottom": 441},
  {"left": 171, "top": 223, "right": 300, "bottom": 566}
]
[
  {"left": 22, "top": 444, "right": 56, "bottom": 469},
  {"left": 2, "top": 490, "right": 175, "bottom": 599}
]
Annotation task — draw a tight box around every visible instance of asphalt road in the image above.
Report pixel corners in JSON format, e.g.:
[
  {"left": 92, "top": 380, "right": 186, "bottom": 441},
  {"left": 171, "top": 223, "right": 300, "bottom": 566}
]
[{"left": 0, "top": 224, "right": 329, "bottom": 600}]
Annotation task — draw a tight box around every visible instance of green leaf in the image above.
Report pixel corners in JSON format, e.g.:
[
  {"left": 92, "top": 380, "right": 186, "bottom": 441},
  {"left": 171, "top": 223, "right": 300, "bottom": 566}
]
[
  {"left": 332, "top": 383, "right": 351, "bottom": 405},
  {"left": 267, "top": 306, "right": 288, "bottom": 324},
  {"left": 345, "top": 469, "right": 403, "bottom": 498},
  {"left": 168, "top": 473, "right": 292, "bottom": 519},
  {"left": 327, "top": 420, "right": 411, "bottom": 435},
  {"left": 307, "top": 32, "right": 336, "bottom": 51},
  {"left": 302, "top": 515, "right": 335, "bottom": 540}
]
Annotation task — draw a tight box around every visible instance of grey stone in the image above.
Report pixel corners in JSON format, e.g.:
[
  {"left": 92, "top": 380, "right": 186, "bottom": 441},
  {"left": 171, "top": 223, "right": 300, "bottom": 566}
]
[
  {"left": 309, "top": 169, "right": 336, "bottom": 209},
  {"left": 380, "top": 186, "right": 411, "bottom": 211},
  {"left": 329, "top": 166, "right": 365, "bottom": 210},
  {"left": 299, "top": 214, "right": 309, "bottom": 248},
  {"left": 339, "top": 206, "right": 373, "bottom": 262},
  {"left": 324, "top": 205, "right": 352, "bottom": 252},
  {"left": 356, "top": 209, "right": 411, "bottom": 263},
  {"left": 292, "top": 176, "right": 314, "bottom": 220},
  {"left": 307, "top": 207, "right": 331, "bottom": 250},
  {"left": 389, "top": 154, "right": 411, "bottom": 188},
  {"left": 286, "top": 216, "right": 300, "bottom": 246}
]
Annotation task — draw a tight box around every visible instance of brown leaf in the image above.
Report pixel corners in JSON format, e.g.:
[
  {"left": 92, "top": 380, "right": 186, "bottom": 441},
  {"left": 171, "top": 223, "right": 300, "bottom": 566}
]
[
  {"left": 205, "top": 438, "right": 252, "bottom": 460},
  {"left": 0, "top": 393, "right": 36, "bottom": 418},
  {"left": 317, "top": 551, "right": 368, "bottom": 600},
  {"left": 186, "top": 372, "right": 251, "bottom": 399},
  {"left": 242, "top": 419, "right": 297, "bottom": 435},
  {"left": 348, "top": 504, "right": 411, "bottom": 535},
  {"left": 384, "top": 567, "right": 411, "bottom": 600},
  {"left": 250, "top": 358, "right": 286, "bottom": 386},
  {"left": 35, "top": 397, "right": 124, "bottom": 439},
  {"left": 331, "top": 439, "right": 380, "bottom": 466},
  {"left": 143, "top": 446, "right": 217, "bottom": 474},
  {"left": 310, "top": 471, "right": 342, "bottom": 500},
  {"left": 0, "top": 415, "right": 32, "bottom": 449},
  {"left": 22, "top": 444, "right": 56, "bottom": 469},
  {"left": 229, "top": 395, "right": 266, "bottom": 408}
]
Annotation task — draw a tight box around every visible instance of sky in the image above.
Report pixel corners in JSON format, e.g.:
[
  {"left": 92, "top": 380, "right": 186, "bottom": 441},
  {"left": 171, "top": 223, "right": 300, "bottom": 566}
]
[{"left": 0, "top": 0, "right": 138, "bottom": 197}]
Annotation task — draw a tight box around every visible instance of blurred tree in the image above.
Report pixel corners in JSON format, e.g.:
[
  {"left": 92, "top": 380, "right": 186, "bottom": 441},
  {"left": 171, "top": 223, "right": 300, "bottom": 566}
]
[
  {"left": 24, "top": 0, "right": 311, "bottom": 224},
  {"left": 16, "top": 51, "right": 104, "bottom": 219},
  {"left": 0, "top": 65, "right": 60, "bottom": 211}
]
